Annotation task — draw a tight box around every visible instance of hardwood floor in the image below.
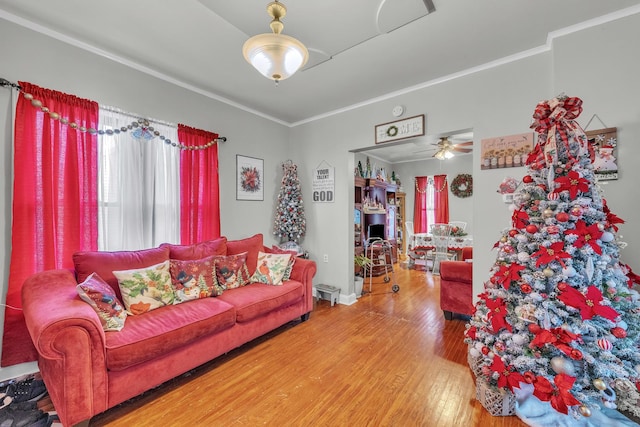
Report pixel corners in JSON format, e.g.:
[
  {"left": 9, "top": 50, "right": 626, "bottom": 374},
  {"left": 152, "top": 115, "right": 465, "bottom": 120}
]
[{"left": 62, "top": 264, "right": 527, "bottom": 426}]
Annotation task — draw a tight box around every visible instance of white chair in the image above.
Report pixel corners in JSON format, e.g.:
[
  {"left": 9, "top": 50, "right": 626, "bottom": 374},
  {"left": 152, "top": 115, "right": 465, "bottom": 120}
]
[
  {"left": 405, "top": 221, "right": 415, "bottom": 250},
  {"left": 448, "top": 221, "right": 467, "bottom": 231},
  {"left": 430, "top": 223, "right": 456, "bottom": 275}
]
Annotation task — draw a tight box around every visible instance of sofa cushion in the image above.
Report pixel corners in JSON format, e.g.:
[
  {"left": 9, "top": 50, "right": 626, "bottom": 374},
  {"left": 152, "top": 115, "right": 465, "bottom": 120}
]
[
  {"left": 217, "top": 280, "right": 303, "bottom": 323},
  {"left": 170, "top": 255, "right": 221, "bottom": 302},
  {"left": 213, "top": 252, "right": 250, "bottom": 290},
  {"left": 73, "top": 246, "right": 170, "bottom": 300},
  {"left": 160, "top": 237, "right": 227, "bottom": 260},
  {"left": 76, "top": 273, "right": 127, "bottom": 332},
  {"left": 267, "top": 245, "right": 297, "bottom": 281},
  {"left": 250, "top": 251, "right": 292, "bottom": 285},
  {"left": 226, "top": 233, "right": 263, "bottom": 276},
  {"left": 113, "top": 261, "right": 175, "bottom": 315},
  {"left": 104, "top": 297, "right": 236, "bottom": 371}
]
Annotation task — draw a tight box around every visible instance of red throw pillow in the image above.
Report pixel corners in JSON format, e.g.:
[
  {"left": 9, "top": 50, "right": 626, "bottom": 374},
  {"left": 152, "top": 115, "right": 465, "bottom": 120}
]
[
  {"left": 226, "top": 233, "right": 263, "bottom": 276},
  {"left": 160, "top": 237, "right": 227, "bottom": 260},
  {"left": 170, "top": 255, "right": 221, "bottom": 301},
  {"left": 213, "top": 252, "right": 251, "bottom": 290},
  {"left": 73, "top": 246, "right": 170, "bottom": 300}
]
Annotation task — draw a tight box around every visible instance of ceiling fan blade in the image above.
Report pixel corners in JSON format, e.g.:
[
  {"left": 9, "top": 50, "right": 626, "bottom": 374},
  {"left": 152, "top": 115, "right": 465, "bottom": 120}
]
[
  {"left": 453, "top": 147, "right": 473, "bottom": 153},
  {"left": 454, "top": 140, "right": 473, "bottom": 146}
]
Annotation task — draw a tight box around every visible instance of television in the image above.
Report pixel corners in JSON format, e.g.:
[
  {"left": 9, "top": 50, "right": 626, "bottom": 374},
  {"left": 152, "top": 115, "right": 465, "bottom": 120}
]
[{"left": 368, "top": 224, "right": 385, "bottom": 241}]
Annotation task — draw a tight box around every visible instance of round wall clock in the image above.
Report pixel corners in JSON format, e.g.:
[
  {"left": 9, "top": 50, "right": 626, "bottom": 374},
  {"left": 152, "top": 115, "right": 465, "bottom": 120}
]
[{"left": 392, "top": 105, "right": 404, "bottom": 117}]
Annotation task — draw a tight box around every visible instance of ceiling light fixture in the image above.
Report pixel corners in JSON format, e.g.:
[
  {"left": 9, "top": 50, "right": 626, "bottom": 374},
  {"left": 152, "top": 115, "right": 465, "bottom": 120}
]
[
  {"left": 434, "top": 149, "right": 454, "bottom": 160},
  {"left": 242, "top": 1, "right": 309, "bottom": 85}
]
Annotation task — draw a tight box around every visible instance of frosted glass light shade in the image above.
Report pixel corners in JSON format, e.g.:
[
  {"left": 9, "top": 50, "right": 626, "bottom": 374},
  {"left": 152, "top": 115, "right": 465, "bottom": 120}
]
[{"left": 243, "top": 33, "right": 309, "bottom": 82}]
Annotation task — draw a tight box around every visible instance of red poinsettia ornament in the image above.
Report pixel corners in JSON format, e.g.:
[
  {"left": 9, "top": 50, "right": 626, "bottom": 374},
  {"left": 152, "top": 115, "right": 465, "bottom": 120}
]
[
  {"left": 531, "top": 241, "right": 571, "bottom": 268},
  {"left": 493, "top": 264, "right": 526, "bottom": 290},
  {"left": 489, "top": 355, "right": 525, "bottom": 392},
  {"left": 554, "top": 170, "right": 589, "bottom": 200},
  {"left": 529, "top": 327, "right": 580, "bottom": 357},
  {"left": 484, "top": 296, "right": 512, "bottom": 332},
  {"left": 558, "top": 285, "right": 619, "bottom": 321},
  {"left": 564, "top": 219, "right": 603, "bottom": 255}
]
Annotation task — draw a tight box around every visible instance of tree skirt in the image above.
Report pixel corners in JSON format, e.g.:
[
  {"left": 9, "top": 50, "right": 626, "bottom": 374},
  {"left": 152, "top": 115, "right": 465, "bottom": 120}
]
[{"left": 514, "top": 383, "right": 639, "bottom": 427}]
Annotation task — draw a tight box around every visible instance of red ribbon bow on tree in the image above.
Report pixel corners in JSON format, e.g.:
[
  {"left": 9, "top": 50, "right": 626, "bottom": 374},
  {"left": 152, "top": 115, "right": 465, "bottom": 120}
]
[
  {"left": 603, "top": 199, "right": 625, "bottom": 232},
  {"left": 532, "top": 374, "right": 581, "bottom": 415}
]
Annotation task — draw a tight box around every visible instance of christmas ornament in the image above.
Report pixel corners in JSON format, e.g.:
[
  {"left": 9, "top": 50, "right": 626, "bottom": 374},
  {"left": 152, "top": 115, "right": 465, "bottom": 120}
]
[
  {"left": 517, "top": 252, "right": 530, "bottom": 262},
  {"left": 611, "top": 327, "right": 627, "bottom": 338},
  {"left": 547, "top": 192, "right": 559, "bottom": 201},
  {"left": 579, "top": 405, "right": 592, "bottom": 417},
  {"left": 601, "top": 231, "right": 614, "bottom": 242},
  {"left": 525, "top": 224, "right": 538, "bottom": 233},
  {"left": 551, "top": 356, "right": 575, "bottom": 376},
  {"left": 593, "top": 378, "right": 607, "bottom": 390},
  {"left": 522, "top": 175, "right": 533, "bottom": 183},
  {"left": 543, "top": 267, "right": 554, "bottom": 277},
  {"left": 597, "top": 339, "right": 613, "bottom": 351},
  {"left": 556, "top": 212, "right": 569, "bottom": 222},
  {"left": 543, "top": 208, "right": 554, "bottom": 218}
]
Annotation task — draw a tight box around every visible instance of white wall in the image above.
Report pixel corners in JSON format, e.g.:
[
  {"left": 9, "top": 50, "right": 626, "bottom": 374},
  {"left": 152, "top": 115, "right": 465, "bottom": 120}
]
[
  {"left": 0, "top": 20, "right": 291, "bottom": 378},
  {"left": 2, "top": 12, "right": 640, "bottom": 380}
]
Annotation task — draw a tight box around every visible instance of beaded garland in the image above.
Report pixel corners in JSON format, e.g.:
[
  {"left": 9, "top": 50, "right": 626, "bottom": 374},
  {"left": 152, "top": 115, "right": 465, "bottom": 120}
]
[
  {"left": 21, "top": 91, "right": 220, "bottom": 150},
  {"left": 451, "top": 173, "right": 473, "bottom": 198}
]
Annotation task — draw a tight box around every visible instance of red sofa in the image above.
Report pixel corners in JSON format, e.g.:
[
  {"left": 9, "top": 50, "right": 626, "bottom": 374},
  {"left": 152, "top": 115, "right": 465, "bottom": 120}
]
[
  {"left": 21, "top": 234, "right": 316, "bottom": 427},
  {"left": 439, "top": 246, "right": 473, "bottom": 320}
]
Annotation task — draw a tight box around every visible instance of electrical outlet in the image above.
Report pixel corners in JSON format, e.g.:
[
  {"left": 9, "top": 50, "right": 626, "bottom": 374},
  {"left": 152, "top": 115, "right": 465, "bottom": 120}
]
[{"left": 323, "top": 254, "right": 329, "bottom": 263}]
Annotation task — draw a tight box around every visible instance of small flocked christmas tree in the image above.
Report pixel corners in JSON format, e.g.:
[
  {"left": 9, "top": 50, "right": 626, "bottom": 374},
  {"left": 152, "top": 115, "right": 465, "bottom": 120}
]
[
  {"left": 273, "top": 160, "right": 306, "bottom": 243},
  {"left": 466, "top": 95, "right": 640, "bottom": 421}
]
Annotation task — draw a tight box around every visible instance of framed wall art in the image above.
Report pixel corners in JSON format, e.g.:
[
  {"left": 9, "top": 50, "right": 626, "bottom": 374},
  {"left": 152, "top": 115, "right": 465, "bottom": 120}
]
[
  {"left": 586, "top": 127, "right": 618, "bottom": 181},
  {"left": 236, "top": 155, "right": 264, "bottom": 201},
  {"left": 480, "top": 132, "right": 534, "bottom": 170}
]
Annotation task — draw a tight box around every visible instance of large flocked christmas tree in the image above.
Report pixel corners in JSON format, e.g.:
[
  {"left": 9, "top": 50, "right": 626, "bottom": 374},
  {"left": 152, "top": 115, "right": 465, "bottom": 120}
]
[
  {"left": 273, "top": 160, "right": 306, "bottom": 243},
  {"left": 466, "top": 95, "right": 640, "bottom": 422}
]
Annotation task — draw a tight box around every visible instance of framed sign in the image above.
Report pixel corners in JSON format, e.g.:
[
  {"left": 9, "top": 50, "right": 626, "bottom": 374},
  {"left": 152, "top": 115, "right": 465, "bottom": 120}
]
[
  {"left": 480, "top": 132, "right": 534, "bottom": 170},
  {"left": 586, "top": 127, "right": 618, "bottom": 181},
  {"left": 375, "top": 114, "right": 425, "bottom": 144},
  {"left": 236, "top": 155, "right": 263, "bottom": 201},
  {"left": 312, "top": 161, "right": 335, "bottom": 203}
]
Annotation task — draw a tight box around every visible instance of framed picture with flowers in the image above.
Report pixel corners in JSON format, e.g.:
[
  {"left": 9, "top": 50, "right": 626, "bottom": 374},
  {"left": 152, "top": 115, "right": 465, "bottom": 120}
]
[{"left": 236, "top": 155, "right": 263, "bottom": 201}]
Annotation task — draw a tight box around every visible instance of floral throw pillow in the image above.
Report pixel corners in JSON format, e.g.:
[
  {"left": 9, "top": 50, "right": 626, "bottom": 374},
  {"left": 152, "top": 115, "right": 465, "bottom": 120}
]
[
  {"left": 269, "top": 245, "right": 297, "bottom": 281},
  {"left": 113, "top": 260, "right": 174, "bottom": 315},
  {"left": 250, "top": 251, "right": 292, "bottom": 285},
  {"left": 170, "top": 255, "right": 219, "bottom": 303},
  {"left": 77, "top": 273, "right": 127, "bottom": 331},
  {"left": 213, "top": 252, "right": 250, "bottom": 291}
]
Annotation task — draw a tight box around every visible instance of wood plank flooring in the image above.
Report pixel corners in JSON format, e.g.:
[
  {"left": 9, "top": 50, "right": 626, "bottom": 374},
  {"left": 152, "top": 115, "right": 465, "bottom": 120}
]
[{"left": 60, "top": 264, "right": 527, "bottom": 426}]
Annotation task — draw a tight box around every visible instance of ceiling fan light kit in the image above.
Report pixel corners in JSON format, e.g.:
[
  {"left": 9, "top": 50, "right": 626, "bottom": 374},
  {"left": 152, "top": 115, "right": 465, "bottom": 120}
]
[{"left": 243, "top": 1, "right": 309, "bottom": 84}]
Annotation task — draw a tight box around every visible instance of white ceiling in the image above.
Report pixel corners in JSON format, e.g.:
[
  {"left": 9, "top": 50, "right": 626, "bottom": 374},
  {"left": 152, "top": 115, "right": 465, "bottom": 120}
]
[{"left": 1, "top": 0, "right": 639, "bottom": 162}]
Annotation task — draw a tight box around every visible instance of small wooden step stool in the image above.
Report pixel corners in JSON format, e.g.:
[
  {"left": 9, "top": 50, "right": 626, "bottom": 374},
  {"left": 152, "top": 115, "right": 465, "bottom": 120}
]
[{"left": 315, "top": 284, "right": 340, "bottom": 306}]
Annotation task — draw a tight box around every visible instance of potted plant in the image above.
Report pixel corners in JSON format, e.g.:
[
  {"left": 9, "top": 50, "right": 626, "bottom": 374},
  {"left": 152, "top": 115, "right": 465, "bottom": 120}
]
[{"left": 354, "top": 254, "right": 372, "bottom": 298}]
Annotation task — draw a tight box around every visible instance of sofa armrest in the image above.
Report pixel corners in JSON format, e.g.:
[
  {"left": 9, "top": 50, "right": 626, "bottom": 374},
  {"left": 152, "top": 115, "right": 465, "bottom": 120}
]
[
  {"left": 288, "top": 258, "right": 317, "bottom": 313},
  {"left": 440, "top": 260, "right": 473, "bottom": 283},
  {"left": 22, "top": 269, "right": 109, "bottom": 427}
]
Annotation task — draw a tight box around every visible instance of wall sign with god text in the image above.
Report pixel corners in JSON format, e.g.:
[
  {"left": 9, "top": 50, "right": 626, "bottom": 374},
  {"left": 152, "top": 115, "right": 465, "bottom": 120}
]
[{"left": 375, "top": 114, "right": 425, "bottom": 144}]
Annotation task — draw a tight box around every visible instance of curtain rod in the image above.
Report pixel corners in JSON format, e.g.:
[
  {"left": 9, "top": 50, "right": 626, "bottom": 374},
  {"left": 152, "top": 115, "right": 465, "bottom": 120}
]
[{"left": 0, "top": 77, "right": 227, "bottom": 142}]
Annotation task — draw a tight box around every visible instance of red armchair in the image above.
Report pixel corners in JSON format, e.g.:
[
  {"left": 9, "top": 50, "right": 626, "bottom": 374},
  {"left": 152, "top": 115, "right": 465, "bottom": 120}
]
[{"left": 439, "top": 247, "right": 473, "bottom": 320}]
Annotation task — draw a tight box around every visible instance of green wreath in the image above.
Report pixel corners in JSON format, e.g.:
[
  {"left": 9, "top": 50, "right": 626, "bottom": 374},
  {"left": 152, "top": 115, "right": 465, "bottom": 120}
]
[
  {"left": 451, "top": 173, "right": 473, "bottom": 198},
  {"left": 386, "top": 125, "right": 398, "bottom": 137}
]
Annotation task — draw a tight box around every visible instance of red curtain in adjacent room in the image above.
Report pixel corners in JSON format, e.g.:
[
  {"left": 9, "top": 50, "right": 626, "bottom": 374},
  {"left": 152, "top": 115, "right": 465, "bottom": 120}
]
[
  {"left": 413, "top": 176, "right": 428, "bottom": 233},
  {"left": 434, "top": 174, "right": 450, "bottom": 224},
  {"left": 2, "top": 82, "right": 99, "bottom": 366},
  {"left": 177, "top": 124, "right": 221, "bottom": 244}
]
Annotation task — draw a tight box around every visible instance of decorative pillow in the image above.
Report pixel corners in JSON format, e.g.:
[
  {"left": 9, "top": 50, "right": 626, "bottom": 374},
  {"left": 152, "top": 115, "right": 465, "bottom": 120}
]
[
  {"left": 269, "top": 245, "right": 297, "bottom": 281},
  {"left": 170, "top": 255, "right": 220, "bottom": 303},
  {"left": 77, "top": 273, "right": 127, "bottom": 331},
  {"left": 113, "top": 260, "right": 174, "bottom": 315},
  {"left": 250, "top": 251, "right": 292, "bottom": 285},
  {"left": 226, "top": 233, "right": 263, "bottom": 276},
  {"left": 213, "top": 252, "right": 251, "bottom": 290},
  {"left": 73, "top": 246, "right": 170, "bottom": 301},
  {"left": 160, "top": 237, "right": 228, "bottom": 261}
]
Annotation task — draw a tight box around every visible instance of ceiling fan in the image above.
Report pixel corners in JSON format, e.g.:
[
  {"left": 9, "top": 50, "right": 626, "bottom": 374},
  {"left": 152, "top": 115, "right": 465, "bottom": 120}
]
[{"left": 413, "top": 136, "right": 474, "bottom": 159}]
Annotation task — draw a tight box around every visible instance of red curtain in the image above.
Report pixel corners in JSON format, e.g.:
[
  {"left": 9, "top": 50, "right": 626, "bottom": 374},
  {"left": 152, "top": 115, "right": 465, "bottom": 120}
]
[
  {"left": 413, "top": 176, "right": 428, "bottom": 233},
  {"left": 2, "top": 82, "right": 99, "bottom": 366},
  {"left": 434, "top": 174, "right": 450, "bottom": 224},
  {"left": 178, "top": 124, "right": 220, "bottom": 244}
]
